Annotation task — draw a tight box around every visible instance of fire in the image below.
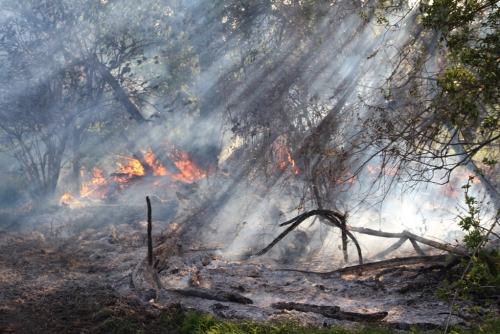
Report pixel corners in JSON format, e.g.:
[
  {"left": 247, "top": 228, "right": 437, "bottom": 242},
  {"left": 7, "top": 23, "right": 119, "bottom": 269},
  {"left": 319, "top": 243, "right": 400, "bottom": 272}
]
[
  {"left": 440, "top": 170, "right": 480, "bottom": 198},
  {"left": 168, "top": 150, "right": 207, "bottom": 182},
  {"left": 59, "top": 145, "right": 211, "bottom": 202},
  {"left": 368, "top": 165, "right": 378, "bottom": 174},
  {"left": 143, "top": 148, "right": 168, "bottom": 176},
  {"left": 443, "top": 183, "right": 458, "bottom": 198},
  {"left": 453, "top": 170, "right": 481, "bottom": 183},
  {"left": 81, "top": 167, "right": 108, "bottom": 198},
  {"left": 285, "top": 148, "right": 300, "bottom": 174},
  {"left": 115, "top": 158, "right": 145, "bottom": 178},
  {"left": 60, "top": 192, "right": 73, "bottom": 202},
  {"left": 272, "top": 145, "right": 301, "bottom": 175},
  {"left": 331, "top": 172, "right": 356, "bottom": 184},
  {"left": 367, "top": 165, "right": 398, "bottom": 177}
]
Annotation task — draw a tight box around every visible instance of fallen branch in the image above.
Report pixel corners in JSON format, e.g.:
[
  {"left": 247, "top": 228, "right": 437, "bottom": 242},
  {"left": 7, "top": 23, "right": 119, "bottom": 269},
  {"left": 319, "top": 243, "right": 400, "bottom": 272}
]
[
  {"left": 277, "top": 255, "right": 450, "bottom": 277},
  {"left": 372, "top": 237, "right": 408, "bottom": 258},
  {"left": 397, "top": 281, "right": 437, "bottom": 294},
  {"left": 349, "top": 227, "right": 468, "bottom": 256},
  {"left": 170, "top": 288, "right": 253, "bottom": 304},
  {"left": 409, "top": 238, "right": 426, "bottom": 256},
  {"left": 273, "top": 301, "right": 388, "bottom": 322}
]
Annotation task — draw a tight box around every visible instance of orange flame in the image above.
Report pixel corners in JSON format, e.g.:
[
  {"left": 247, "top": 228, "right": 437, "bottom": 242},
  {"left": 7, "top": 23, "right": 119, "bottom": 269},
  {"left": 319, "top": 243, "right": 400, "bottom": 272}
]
[
  {"left": 272, "top": 145, "right": 301, "bottom": 174},
  {"left": 59, "top": 145, "right": 211, "bottom": 202},
  {"left": 143, "top": 148, "right": 168, "bottom": 176},
  {"left": 115, "top": 158, "right": 145, "bottom": 178},
  {"left": 168, "top": 150, "right": 207, "bottom": 182},
  {"left": 60, "top": 191, "right": 73, "bottom": 202},
  {"left": 81, "top": 167, "right": 108, "bottom": 198}
]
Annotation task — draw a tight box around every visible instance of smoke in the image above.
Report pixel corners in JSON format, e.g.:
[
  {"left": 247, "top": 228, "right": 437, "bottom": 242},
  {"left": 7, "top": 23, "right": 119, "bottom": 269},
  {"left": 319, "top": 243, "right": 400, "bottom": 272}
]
[{"left": 0, "top": 1, "right": 496, "bottom": 267}]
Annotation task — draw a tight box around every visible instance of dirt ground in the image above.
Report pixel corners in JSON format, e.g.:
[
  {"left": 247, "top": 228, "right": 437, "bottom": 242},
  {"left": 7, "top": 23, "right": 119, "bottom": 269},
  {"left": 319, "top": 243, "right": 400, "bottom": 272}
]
[{"left": 0, "top": 204, "right": 478, "bottom": 333}]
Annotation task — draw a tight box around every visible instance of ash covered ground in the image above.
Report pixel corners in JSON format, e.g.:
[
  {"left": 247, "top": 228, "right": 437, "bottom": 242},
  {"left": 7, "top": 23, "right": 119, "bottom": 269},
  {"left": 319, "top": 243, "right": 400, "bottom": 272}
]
[{"left": 0, "top": 199, "right": 470, "bottom": 333}]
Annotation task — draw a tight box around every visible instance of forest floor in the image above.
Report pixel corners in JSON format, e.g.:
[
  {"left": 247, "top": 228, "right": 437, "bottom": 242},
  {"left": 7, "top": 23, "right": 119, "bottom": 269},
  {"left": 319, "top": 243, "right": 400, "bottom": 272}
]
[{"left": 0, "top": 204, "right": 476, "bottom": 333}]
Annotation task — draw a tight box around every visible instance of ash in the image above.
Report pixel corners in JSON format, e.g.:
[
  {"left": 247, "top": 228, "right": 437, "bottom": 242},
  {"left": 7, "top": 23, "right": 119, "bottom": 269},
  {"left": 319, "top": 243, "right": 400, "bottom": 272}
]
[{"left": 0, "top": 203, "right": 469, "bottom": 332}]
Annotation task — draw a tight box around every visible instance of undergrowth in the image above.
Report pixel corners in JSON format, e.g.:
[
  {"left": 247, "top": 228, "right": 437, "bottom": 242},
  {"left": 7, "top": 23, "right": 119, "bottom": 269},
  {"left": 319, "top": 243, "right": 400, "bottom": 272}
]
[{"left": 436, "top": 173, "right": 500, "bottom": 328}]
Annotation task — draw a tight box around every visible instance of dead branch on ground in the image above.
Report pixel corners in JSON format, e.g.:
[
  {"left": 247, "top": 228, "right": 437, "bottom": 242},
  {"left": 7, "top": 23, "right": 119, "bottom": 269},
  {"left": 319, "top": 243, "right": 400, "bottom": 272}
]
[
  {"left": 273, "top": 301, "right": 388, "bottom": 322},
  {"left": 349, "top": 226, "right": 469, "bottom": 256},
  {"left": 277, "top": 255, "right": 450, "bottom": 277}
]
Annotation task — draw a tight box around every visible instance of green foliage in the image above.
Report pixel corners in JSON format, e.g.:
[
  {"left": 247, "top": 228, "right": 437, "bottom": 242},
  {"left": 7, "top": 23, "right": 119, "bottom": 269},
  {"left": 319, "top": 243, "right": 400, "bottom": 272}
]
[
  {"left": 421, "top": 0, "right": 500, "bottom": 137},
  {"left": 437, "top": 175, "right": 500, "bottom": 318},
  {"left": 177, "top": 311, "right": 397, "bottom": 334}
]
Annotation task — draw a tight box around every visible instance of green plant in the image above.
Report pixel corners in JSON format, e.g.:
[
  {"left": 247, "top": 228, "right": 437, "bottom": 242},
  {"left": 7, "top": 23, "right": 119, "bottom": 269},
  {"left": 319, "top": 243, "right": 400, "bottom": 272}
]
[{"left": 437, "top": 174, "right": 500, "bottom": 331}]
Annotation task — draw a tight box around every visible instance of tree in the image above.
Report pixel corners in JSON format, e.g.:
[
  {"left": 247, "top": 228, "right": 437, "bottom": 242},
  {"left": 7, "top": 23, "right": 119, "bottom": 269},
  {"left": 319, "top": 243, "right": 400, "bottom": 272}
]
[
  {"left": 0, "top": 0, "right": 173, "bottom": 198},
  {"left": 359, "top": 0, "right": 500, "bottom": 194}
]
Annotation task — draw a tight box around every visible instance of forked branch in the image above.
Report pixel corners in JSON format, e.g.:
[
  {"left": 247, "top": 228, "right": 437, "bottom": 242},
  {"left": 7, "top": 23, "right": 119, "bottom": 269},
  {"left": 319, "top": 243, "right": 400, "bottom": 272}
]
[{"left": 254, "top": 209, "right": 363, "bottom": 266}]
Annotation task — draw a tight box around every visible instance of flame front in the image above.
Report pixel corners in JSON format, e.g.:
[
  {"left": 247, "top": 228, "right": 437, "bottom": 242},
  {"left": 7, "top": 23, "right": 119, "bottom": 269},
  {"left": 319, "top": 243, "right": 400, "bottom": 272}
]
[
  {"left": 59, "top": 145, "right": 211, "bottom": 202},
  {"left": 143, "top": 148, "right": 168, "bottom": 176}
]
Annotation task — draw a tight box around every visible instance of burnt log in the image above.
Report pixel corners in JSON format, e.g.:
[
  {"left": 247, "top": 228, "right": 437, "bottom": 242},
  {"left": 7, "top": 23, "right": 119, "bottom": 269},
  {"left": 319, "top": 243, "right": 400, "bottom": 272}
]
[
  {"left": 273, "top": 301, "right": 388, "bottom": 322},
  {"left": 276, "top": 255, "right": 450, "bottom": 277},
  {"left": 170, "top": 288, "right": 253, "bottom": 305}
]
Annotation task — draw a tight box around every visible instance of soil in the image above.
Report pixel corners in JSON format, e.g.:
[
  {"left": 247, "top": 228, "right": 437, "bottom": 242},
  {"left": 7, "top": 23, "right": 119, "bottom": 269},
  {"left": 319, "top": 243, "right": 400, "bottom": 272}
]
[{"left": 0, "top": 204, "right": 473, "bottom": 333}]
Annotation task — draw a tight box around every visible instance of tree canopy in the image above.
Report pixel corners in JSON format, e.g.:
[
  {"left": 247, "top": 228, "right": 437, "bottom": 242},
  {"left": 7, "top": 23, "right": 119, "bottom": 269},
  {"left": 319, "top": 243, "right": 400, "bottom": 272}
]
[{"left": 0, "top": 0, "right": 498, "bottom": 212}]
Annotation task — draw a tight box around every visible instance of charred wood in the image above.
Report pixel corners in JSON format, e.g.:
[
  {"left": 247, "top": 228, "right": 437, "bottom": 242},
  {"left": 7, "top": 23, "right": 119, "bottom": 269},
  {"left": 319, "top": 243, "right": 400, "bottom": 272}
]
[
  {"left": 171, "top": 288, "right": 253, "bottom": 305},
  {"left": 439, "top": 256, "right": 463, "bottom": 276},
  {"left": 277, "top": 255, "right": 450, "bottom": 277},
  {"left": 397, "top": 281, "right": 437, "bottom": 294},
  {"left": 273, "top": 301, "right": 388, "bottom": 322}
]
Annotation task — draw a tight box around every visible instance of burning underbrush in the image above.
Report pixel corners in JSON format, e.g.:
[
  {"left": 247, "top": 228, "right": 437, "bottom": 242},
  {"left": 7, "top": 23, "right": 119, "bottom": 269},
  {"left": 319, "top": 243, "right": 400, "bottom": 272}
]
[{"left": 59, "top": 144, "right": 212, "bottom": 204}]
